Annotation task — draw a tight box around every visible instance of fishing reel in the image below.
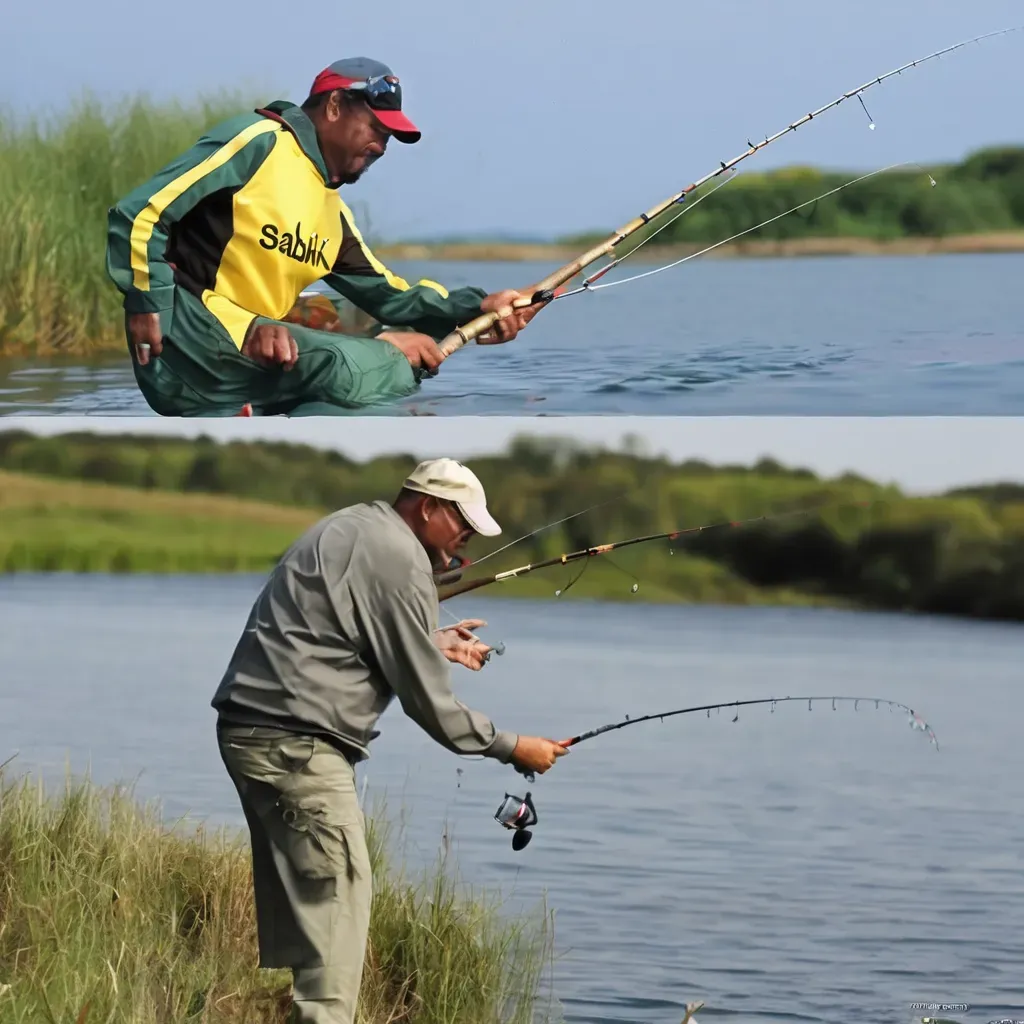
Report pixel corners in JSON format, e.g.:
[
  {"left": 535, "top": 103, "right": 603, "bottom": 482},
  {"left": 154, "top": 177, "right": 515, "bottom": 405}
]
[{"left": 494, "top": 791, "right": 538, "bottom": 851}]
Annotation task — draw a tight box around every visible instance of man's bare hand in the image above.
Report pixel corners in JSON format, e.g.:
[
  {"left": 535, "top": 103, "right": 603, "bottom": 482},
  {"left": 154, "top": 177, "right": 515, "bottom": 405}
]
[
  {"left": 434, "top": 618, "right": 493, "bottom": 671},
  {"left": 241, "top": 324, "right": 299, "bottom": 370},
  {"left": 510, "top": 736, "right": 569, "bottom": 775},
  {"left": 378, "top": 330, "right": 443, "bottom": 372},
  {"left": 477, "top": 286, "right": 559, "bottom": 345},
  {"left": 128, "top": 313, "right": 163, "bottom": 366},
  {"left": 435, "top": 618, "right": 487, "bottom": 643}
]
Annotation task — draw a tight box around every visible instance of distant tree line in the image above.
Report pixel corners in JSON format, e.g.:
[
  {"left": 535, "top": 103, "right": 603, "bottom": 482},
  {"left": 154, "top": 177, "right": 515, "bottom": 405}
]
[
  {"left": 561, "top": 147, "right": 1024, "bottom": 245},
  {"left": 2, "top": 430, "right": 1022, "bottom": 623}
]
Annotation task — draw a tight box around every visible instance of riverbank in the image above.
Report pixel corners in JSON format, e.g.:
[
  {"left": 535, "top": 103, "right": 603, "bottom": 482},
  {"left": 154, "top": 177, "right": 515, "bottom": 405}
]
[
  {"left": 0, "top": 467, "right": 806, "bottom": 607},
  {"left": 0, "top": 768, "right": 554, "bottom": 1023},
  {"left": 376, "top": 231, "right": 1024, "bottom": 264}
]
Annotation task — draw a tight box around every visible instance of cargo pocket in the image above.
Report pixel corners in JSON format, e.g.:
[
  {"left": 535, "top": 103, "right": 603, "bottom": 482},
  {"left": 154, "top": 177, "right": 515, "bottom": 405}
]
[
  {"left": 277, "top": 791, "right": 354, "bottom": 881},
  {"left": 221, "top": 729, "right": 315, "bottom": 786}
]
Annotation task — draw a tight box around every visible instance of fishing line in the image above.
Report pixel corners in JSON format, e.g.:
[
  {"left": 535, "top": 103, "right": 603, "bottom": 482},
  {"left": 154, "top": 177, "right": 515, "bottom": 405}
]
[
  {"left": 558, "top": 162, "right": 926, "bottom": 297},
  {"left": 433, "top": 496, "right": 882, "bottom": 669},
  {"left": 590, "top": 555, "right": 641, "bottom": 595},
  {"left": 496, "top": 695, "right": 939, "bottom": 850},
  {"left": 435, "top": 25, "right": 1023, "bottom": 359},
  {"left": 431, "top": 493, "right": 633, "bottom": 654},
  {"left": 857, "top": 94, "right": 876, "bottom": 130},
  {"left": 465, "top": 494, "right": 627, "bottom": 571},
  {"left": 437, "top": 497, "right": 882, "bottom": 599},
  {"left": 554, "top": 556, "right": 591, "bottom": 597},
  {"left": 434, "top": 608, "right": 507, "bottom": 660},
  {"left": 582, "top": 169, "right": 740, "bottom": 284}
]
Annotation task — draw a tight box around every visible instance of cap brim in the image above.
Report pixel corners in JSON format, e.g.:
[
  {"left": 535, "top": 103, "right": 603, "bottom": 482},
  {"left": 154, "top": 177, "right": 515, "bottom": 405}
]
[
  {"left": 458, "top": 501, "right": 501, "bottom": 537},
  {"left": 372, "top": 108, "right": 421, "bottom": 144}
]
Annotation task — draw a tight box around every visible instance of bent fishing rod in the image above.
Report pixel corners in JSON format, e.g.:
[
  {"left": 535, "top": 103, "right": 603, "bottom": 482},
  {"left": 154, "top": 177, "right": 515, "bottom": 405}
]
[
  {"left": 435, "top": 498, "right": 877, "bottom": 600},
  {"left": 495, "top": 695, "right": 939, "bottom": 850},
  {"left": 434, "top": 25, "right": 1023, "bottom": 360}
]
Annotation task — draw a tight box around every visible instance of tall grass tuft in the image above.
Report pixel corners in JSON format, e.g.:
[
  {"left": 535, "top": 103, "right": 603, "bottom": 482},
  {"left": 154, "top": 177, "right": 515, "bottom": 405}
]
[
  {"left": 0, "top": 95, "right": 253, "bottom": 356},
  {"left": 0, "top": 95, "right": 395, "bottom": 357},
  {"left": 0, "top": 767, "right": 557, "bottom": 1023}
]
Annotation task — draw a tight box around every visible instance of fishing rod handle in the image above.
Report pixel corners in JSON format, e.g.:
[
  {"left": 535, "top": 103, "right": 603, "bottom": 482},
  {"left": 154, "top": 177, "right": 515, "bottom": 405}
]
[
  {"left": 436, "top": 238, "right": 616, "bottom": 358},
  {"left": 435, "top": 290, "right": 551, "bottom": 358}
]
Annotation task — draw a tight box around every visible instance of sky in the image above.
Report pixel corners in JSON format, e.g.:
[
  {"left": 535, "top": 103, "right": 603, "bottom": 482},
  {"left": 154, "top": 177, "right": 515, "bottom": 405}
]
[
  {"left": 3, "top": 0, "right": 1022, "bottom": 239},
  {"left": 4, "top": 416, "right": 1022, "bottom": 495}
]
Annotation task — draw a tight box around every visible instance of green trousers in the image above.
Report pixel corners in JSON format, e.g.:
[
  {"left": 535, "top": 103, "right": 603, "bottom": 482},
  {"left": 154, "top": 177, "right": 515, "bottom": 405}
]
[
  {"left": 128, "top": 288, "right": 421, "bottom": 416},
  {"left": 217, "top": 722, "right": 372, "bottom": 1024}
]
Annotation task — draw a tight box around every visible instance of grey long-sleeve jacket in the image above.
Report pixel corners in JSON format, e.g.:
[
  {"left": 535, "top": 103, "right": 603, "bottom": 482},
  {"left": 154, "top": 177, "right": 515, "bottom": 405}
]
[{"left": 211, "top": 500, "right": 518, "bottom": 763}]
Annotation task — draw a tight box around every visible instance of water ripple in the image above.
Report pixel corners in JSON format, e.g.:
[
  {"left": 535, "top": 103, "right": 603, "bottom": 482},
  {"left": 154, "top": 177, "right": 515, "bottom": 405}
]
[{"left": 2, "top": 255, "right": 1024, "bottom": 414}]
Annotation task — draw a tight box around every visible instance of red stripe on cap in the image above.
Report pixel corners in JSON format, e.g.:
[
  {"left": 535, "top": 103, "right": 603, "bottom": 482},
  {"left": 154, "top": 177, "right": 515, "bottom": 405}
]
[{"left": 309, "top": 69, "right": 358, "bottom": 96}]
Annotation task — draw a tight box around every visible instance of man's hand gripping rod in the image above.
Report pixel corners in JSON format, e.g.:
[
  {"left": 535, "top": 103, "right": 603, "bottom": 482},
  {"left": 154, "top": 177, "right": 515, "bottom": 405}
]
[{"left": 437, "top": 286, "right": 559, "bottom": 358}]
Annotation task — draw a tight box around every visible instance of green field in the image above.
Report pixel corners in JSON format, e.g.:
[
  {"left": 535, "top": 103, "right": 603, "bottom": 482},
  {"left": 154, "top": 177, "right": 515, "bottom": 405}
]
[
  {"left": 2, "top": 430, "right": 1022, "bottom": 622},
  {"left": 2, "top": 94, "right": 1023, "bottom": 356},
  {"left": 0, "top": 769, "right": 554, "bottom": 1023}
]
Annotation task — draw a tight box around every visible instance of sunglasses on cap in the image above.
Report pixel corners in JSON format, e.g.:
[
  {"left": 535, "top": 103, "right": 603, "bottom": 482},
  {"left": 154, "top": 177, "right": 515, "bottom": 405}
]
[{"left": 345, "top": 74, "right": 401, "bottom": 110}]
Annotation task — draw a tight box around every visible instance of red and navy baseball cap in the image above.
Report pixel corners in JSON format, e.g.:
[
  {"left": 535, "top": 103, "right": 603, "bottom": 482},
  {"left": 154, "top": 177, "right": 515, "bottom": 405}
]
[{"left": 308, "top": 57, "right": 421, "bottom": 144}]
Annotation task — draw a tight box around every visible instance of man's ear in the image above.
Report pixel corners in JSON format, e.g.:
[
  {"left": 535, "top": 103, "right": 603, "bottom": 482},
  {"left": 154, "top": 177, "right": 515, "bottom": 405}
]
[{"left": 325, "top": 89, "right": 345, "bottom": 122}]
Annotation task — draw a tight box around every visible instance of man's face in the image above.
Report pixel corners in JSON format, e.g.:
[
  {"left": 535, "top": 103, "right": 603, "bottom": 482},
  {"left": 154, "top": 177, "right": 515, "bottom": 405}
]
[
  {"left": 420, "top": 498, "right": 476, "bottom": 572},
  {"left": 317, "top": 92, "right": 391, "bottom": 184}
]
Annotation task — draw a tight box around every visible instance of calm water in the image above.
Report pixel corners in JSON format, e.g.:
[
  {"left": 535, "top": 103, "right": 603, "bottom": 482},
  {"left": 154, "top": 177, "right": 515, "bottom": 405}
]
[
  {"left": 1, "top": 254, "right": 1022, "bottom": 416},
  {"left": 2, "top": 574, "right": 1023, "bottom": 1024}
]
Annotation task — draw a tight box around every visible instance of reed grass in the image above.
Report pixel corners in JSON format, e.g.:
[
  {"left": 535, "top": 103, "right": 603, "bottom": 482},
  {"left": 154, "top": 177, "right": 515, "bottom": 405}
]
[
  {"left": 0, "top": 94, "right": 388, "bottom": 357},
  {"left": 0, "top": 767, "right": 557, "bottom": 1023},
  {"left": 0, "top": 95, "right": 254, "bottom": 356}
]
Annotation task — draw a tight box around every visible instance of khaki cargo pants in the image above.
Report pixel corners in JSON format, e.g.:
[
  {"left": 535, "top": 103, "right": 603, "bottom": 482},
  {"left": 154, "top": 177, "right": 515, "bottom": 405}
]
[{"left": 217, "top": 723, "right": 372, "bottom": 1024}]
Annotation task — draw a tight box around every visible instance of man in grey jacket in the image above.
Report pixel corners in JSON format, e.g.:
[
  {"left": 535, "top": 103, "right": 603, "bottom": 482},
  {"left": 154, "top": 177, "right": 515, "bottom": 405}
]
[{"left": 211, "top": 457, "right": 567, "bottom": 1024}]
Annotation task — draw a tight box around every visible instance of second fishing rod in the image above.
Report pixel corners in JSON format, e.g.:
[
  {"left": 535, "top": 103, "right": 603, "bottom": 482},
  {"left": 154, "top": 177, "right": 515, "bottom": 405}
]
[{"left": 434, "top": 497, "right": 879, "bottom": 601}]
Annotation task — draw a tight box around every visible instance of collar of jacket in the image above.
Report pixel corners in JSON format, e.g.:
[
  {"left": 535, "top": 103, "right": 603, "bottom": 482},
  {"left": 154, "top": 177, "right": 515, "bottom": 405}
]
[{"left": 255, "top": 100, "right": 339, "bottom": 188}]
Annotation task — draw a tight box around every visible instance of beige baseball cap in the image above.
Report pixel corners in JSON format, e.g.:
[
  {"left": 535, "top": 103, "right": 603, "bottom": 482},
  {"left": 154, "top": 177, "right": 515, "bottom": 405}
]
[{"left": 402, "top": 458, "right": 501, "bottom": 537}]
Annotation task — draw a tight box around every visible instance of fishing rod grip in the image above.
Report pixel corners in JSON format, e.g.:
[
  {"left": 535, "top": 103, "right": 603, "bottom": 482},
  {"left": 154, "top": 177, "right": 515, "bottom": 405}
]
[
  {"left": 435, "top": 238, "right": 615, "bottom": 360},
  {"left": 436, "top": 289, "right": 556, "bottom": 359}
]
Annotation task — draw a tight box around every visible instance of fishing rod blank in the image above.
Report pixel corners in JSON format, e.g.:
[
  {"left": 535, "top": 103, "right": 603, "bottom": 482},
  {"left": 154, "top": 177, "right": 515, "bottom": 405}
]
[
  {"left": 437, "top": 498, "right": 878, "bottom": 599},
  {"left": 496, "top": 695, "right": 938, "bottom": 851},
  {"left": 434, "top": 25, "right": 1023, "bottom": 360},
  {"left": 561, "top": 695, "right": 939, "bottom": 750}
]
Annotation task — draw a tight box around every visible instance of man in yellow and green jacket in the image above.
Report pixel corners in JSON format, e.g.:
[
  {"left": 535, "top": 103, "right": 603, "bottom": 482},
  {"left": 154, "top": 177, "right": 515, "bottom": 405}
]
[{"left": 106, "top": 56, "right": 544, "bottom": 416}]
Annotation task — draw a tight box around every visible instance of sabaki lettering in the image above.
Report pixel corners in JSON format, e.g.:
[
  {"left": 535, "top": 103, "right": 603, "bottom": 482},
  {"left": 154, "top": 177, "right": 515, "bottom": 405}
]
[{"left": 259, "top": 222, "right": 330, "bottom": 271}]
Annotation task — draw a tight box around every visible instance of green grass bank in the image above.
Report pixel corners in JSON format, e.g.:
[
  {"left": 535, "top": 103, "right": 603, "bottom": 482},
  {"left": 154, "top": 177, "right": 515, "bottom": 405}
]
[
  {"left": 0, "top": 768, "right": 556, "bottom": 1023},
  {"left": 2, "top": 94, "right": 1023, "bottom": 356},
  {"left": 1, "top": 430, "right": 1022, "bottom": 623}
]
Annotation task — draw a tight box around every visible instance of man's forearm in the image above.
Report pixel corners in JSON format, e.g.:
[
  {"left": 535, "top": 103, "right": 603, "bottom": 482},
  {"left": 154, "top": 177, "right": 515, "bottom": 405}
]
[{"left": 325, "top": 274, "right": 487, "bottom": 341}]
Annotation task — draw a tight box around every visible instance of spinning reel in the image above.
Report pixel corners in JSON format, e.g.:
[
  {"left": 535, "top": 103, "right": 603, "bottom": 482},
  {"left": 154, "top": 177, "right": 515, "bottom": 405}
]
[{"left": 494, "top": 790, "right": 539, "bottom": 851}]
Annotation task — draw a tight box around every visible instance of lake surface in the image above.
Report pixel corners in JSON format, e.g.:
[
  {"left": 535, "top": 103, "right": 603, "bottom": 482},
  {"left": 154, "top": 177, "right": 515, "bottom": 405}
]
[
  {"left": 2, "top": 575, "right": 1023, "bottom": 1023},
  {"left": 1, "top": 254, "right": 1022, "bottom": 416}
]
